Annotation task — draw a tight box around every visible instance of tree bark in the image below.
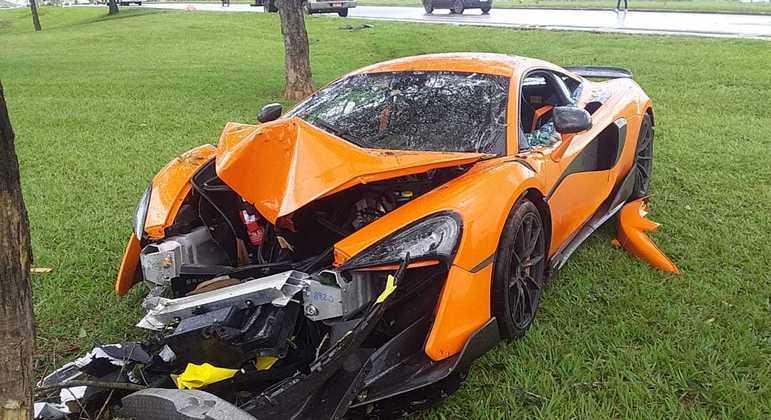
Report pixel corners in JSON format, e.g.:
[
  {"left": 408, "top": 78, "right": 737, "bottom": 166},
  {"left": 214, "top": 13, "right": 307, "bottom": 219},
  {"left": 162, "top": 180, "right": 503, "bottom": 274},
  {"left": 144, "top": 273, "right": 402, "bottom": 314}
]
[
  {"left": 108, "top": 0, "right": 120, "bottom": 16},
  {"left": 277, "top": 0, "right": 314, "bottom": 101},
  {"left": 0, "top": 82, "right": 35, "bottom": 420},
  {"left": 29, "top": 0, "right": 41, "bottom": 32}
]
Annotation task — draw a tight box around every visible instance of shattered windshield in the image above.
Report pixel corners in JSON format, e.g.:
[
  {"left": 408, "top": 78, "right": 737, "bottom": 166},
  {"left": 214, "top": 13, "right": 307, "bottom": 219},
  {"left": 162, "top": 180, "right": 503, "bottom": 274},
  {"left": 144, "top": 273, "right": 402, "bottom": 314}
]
[{"left": 287, "top": 71, "right": 509, "bottom": 154}]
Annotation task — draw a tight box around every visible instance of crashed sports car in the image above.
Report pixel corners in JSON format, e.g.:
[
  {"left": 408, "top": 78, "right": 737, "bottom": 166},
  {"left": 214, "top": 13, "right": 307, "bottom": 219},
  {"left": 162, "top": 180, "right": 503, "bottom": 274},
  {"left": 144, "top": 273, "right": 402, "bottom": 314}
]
[{"left": 35, "top": 53, "right": 678, "bottom": 420}]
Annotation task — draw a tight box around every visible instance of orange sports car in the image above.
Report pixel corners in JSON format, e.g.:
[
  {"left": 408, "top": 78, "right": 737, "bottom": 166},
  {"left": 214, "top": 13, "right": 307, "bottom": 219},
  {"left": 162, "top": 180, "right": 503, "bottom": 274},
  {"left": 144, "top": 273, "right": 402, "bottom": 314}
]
[{"left": 36, "top": 53, "right": 668, "bottom": 420}]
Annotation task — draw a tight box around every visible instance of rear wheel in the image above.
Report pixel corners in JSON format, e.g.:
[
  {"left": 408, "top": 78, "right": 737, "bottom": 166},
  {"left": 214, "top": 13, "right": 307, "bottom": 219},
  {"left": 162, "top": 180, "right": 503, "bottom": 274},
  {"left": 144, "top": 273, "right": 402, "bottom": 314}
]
[
  {"left": 492, "top": 200, "right": 547, "bottom": 339},
  {"left": 451, "top": 0, "right": 464, "bottom": 14},
  {"left": 631, "top": 113, "right": 654, "bottom": 199},
  {"left": 338, "top": 8, "right": 348, "bottom": 17}
]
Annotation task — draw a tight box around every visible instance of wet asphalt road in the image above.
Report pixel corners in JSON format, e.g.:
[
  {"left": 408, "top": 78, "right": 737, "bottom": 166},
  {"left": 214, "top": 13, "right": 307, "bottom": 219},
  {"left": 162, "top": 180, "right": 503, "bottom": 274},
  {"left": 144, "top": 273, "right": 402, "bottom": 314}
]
[{"left": 140, "top": 3, "right": 771, "bottom": 39}]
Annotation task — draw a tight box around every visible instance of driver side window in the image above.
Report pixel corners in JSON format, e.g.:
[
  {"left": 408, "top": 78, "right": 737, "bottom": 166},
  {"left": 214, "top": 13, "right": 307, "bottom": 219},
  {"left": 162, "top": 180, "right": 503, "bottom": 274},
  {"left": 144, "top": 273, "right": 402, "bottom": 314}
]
[{"left": 519, "top": 70, "right": 572, "bottom": 150}]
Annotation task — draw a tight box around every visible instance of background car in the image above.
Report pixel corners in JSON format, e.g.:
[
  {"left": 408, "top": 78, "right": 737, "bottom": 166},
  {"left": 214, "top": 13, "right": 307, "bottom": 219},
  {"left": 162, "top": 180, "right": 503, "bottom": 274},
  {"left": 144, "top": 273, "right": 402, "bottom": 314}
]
[
  {"left": 423, "top": 0, "right": 492, "bottom": 14},
  {"left": 260, "top": 0, "right": 356, "bottom": 17}
]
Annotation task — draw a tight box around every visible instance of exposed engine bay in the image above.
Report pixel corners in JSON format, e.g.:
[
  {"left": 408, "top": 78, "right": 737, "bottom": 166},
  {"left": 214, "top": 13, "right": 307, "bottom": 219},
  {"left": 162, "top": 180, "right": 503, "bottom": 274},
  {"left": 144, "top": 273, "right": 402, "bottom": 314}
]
[
  {"left": 136, "top": 158, "right": 469, "bottom": 362},
  {"left": 36, "top": 158, "right": 474, "bottom": 419}
]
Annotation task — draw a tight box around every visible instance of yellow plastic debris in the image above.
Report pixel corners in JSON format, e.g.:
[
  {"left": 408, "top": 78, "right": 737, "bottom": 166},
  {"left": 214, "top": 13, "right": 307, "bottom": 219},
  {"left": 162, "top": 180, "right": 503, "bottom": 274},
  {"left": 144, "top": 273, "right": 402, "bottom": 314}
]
[
  {"left": 255, "top": 356, "right": 278, "bottom": 371},
  {"left": 375, "top": 274, "right": 397, "bottom": 304},
  {"left": 174, "top": 363, "right": 238, "bottom": 390}
]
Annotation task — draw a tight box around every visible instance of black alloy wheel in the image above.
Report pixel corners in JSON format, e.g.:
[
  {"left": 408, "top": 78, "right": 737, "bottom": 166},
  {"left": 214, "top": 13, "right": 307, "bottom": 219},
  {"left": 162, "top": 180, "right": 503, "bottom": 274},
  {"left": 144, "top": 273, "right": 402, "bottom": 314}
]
[
  {"left": 631, "top": 113, "right": 654, "bottom": 199},
  {"left": 492, "top": 200, "right": 547, "bottom": 338}
]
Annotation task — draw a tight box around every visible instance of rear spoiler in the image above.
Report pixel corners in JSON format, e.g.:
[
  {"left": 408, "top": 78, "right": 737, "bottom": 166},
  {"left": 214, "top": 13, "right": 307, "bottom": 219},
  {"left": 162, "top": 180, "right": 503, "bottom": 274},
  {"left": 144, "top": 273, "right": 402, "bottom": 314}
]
[{"left": 564, "top": 66, "right": 633, "bottom": 79}]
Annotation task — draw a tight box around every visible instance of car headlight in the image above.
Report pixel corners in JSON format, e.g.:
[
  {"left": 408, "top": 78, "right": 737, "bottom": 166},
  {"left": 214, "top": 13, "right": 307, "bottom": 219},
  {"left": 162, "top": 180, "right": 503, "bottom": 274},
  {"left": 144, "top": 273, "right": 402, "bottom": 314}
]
[
  {"left": 344, "top": 212, "right": 462, "bottom": 269},
  {"left": 134, "top": 186, "right": 151, "bottom": 240}
]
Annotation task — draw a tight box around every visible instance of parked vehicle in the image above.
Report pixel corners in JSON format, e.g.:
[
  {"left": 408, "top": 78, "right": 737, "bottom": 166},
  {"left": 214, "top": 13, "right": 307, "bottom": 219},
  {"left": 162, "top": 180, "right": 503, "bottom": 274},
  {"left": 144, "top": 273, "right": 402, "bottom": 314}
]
[
  {"left": 258, "top": 0, "right": 356, "bottom": 17},
  {"left": 423, "top": 0, "right": 492, "bottom": 14}
]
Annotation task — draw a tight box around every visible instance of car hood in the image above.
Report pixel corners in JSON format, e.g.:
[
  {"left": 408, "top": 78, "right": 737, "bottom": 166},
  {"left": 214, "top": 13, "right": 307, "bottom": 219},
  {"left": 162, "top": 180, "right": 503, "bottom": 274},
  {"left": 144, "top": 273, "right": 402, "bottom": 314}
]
[{"left": 215, "top": 117, "right": 489, "bottom": 224}]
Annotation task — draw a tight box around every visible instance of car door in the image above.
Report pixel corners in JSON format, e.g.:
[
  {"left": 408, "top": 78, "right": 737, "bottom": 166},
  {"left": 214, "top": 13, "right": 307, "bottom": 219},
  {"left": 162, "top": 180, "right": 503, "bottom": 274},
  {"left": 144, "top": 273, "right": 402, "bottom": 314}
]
[{"left": 519, "top": 70, "right": 617, "bottom": 255}]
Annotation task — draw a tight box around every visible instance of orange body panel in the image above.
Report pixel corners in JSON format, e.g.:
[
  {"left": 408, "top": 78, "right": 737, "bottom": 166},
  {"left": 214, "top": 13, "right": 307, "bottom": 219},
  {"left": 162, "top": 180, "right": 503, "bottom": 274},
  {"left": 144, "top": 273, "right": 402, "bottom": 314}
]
[
  {"left": 334, "top": 158, "right": 543, "bottom": 360},
  {"left": 115, "top": 234, "right": 141, "bottom": 296},
  {"left": 215, "top": 118, "right": 488, "bottom": 224},
  {"left": 425, "top": 264, "right": 493, "bottom": 361},
  {"left": 145, "top": 144, "right": 216, "bottom": 239},
  {"left": 616, "top": 198, "right": 679, "bottom": 274}
]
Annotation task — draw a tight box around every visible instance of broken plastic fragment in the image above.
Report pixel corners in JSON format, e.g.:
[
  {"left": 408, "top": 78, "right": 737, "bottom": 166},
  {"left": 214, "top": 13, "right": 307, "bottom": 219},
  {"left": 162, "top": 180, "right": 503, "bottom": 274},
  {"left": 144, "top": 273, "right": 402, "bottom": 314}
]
[
  {"left": 33, "top": 402, "right": 69, "bottom": 420},
  {"left": 616, "top": 198, "right": 680, "bottom": 274},
  {"left": 255, "top": 356, "right": 279, "bottom": 371},
  {"left": 375, "top": 274, "right": 397, "bottom": 304},
  {"left": 175, "top": 363, "right": 239, "bottom": 390}
]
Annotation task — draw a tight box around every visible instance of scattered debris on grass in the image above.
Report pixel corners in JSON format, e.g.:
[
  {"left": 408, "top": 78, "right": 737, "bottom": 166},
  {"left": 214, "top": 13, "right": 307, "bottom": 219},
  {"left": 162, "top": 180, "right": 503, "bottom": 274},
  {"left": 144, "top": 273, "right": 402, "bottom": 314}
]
[{"left": 339, "top": 23, "right": 373, "bottom": 31}]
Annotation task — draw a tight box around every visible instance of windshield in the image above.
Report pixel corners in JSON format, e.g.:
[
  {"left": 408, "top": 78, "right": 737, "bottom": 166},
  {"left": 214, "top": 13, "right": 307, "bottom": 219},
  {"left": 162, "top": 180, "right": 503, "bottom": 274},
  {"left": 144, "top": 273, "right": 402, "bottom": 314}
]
[{"left": 287, "top": 71, "right": 509, "bottom": 154}]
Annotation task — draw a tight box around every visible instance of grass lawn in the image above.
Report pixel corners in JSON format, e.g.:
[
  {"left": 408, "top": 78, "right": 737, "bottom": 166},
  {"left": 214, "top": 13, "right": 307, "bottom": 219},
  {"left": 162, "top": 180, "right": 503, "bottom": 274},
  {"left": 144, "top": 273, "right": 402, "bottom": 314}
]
[
  {"left": 1, "top": 6, "right": 769, "bottom": 419},
  {"left": 356, "top": 0, "right": 771, "bottom": 14}
]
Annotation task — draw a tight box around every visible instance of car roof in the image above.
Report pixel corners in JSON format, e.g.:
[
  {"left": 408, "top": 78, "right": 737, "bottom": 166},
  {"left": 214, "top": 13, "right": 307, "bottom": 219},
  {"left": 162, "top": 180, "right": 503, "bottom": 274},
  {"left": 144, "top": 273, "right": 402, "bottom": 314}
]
[{"left": 349, "top": 53, "right": 559, "bottom": 78}]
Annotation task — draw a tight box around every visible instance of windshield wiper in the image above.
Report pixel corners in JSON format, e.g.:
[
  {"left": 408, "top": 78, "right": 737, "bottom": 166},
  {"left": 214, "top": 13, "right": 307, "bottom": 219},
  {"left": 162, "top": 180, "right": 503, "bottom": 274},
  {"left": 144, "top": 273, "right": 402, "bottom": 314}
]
[{"left": 311, "top": 118, "right": 351, "bottom": 141}]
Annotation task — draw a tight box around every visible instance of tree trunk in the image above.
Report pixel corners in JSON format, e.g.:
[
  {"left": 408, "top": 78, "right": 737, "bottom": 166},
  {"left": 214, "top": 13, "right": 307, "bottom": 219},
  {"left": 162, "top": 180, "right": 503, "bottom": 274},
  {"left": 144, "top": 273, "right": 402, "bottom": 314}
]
[
  {"left": 108, "top": 0, "right": 120, "bottom": 16},
  {"left": 277, "top": 0, "right": 314, "bottom": 101},
  {"left": 0, "top": 82, "right": 35, "bottom": 420},
  {"left": 29, "top": 0, "right": 41, "bottom": 32}
]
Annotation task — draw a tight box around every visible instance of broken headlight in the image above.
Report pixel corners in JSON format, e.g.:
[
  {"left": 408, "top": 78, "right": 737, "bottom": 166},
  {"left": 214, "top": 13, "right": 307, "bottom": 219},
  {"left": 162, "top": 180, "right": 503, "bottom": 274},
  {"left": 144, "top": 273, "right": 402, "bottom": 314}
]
[
  {"left": 344, "top": 212, "right": 462, "bottom": 268},
  {"left": 134, "top": 185, "right": 151, "bottom": 239}
]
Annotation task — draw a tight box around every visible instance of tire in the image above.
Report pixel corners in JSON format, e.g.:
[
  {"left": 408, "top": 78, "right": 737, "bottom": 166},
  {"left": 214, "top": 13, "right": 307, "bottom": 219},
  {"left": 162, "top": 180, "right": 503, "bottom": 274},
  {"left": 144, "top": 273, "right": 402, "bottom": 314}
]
[
  {"left": 481, "top": 6, "right": 491, "bottom": 13},
  {"left": 631, "top": 113, "right": 653, "bottom": 199},
  {"left": 451, "top": 0, "right": 464, "bottom": 14},
  {"left": 492, "top": 199, "right": 547, "bottom": 339},
  {"left": 266, "top": 0, "right": 278, "bottom": 12},
  {"left": 422, "top": 0, "right": 433, "bottom": 14},
  {"left": 303, "top": 1, "right": 312, "bottom": 14},
  {"left": 338, "top": 8, "right": 348, "bottom": 17}
]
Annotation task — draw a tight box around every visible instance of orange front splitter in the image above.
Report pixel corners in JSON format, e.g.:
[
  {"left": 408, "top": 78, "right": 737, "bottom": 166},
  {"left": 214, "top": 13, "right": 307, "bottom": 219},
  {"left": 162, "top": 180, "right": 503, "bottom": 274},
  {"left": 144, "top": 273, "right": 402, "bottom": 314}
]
[{"left": 614, "top": 198, "right": 680, "bottom": 274}]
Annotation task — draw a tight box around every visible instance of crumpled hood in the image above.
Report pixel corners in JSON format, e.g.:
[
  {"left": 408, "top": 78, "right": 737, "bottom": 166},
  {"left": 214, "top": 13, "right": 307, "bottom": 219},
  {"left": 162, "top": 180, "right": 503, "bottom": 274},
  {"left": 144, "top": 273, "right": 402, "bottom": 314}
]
[{"left": 215, "top": 117, "right": 488, "bottom": 223}]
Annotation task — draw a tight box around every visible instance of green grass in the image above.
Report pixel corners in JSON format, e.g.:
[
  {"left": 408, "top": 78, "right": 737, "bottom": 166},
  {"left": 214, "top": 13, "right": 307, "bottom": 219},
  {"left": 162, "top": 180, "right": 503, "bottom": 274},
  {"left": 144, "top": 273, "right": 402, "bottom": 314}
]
[
  {"left": 357, "top": 0, "right": 771, "bottom": 14},
  {"left": 2, "top": 6, "right": 770, "bottom": 419}
]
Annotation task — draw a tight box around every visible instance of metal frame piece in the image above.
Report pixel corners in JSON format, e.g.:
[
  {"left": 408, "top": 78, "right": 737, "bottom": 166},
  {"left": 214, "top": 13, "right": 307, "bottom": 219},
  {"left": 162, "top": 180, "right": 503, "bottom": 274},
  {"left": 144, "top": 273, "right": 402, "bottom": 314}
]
[{"left": 137, "top": 270, "right": 310, "bottom": 330}]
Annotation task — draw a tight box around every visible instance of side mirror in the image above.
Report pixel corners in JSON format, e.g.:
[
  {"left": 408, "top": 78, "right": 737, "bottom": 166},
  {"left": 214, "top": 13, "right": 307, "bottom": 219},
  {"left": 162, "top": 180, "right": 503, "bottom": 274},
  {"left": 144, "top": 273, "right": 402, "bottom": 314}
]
[
  {"left": 257, "top": 103, "right": 283, "bottom": 123},
  {"left": 550, "top": 106, "right": 592, "bottom": 162},
  {"left": 553, "top": 106, "right": 592, "bottom": 134}
]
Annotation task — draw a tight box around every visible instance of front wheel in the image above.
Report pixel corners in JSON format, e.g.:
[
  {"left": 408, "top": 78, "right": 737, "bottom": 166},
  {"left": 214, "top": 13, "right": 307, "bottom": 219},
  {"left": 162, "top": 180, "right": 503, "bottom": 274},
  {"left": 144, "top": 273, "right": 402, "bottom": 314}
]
[
  {"left": 338, "top": 8, "right": 348, "bottom": 17},
  {"left": 481, "top": 6, "right": 491, "bottom": 14},
  {"left": 451, "top": 0, "right": 464, "bottom": 14},
  {"left": 492, "top": 200, "right": 547, "bottom": 339},
  {"left": 631, "top": 113, "right": 654, "bottom": 199}
]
